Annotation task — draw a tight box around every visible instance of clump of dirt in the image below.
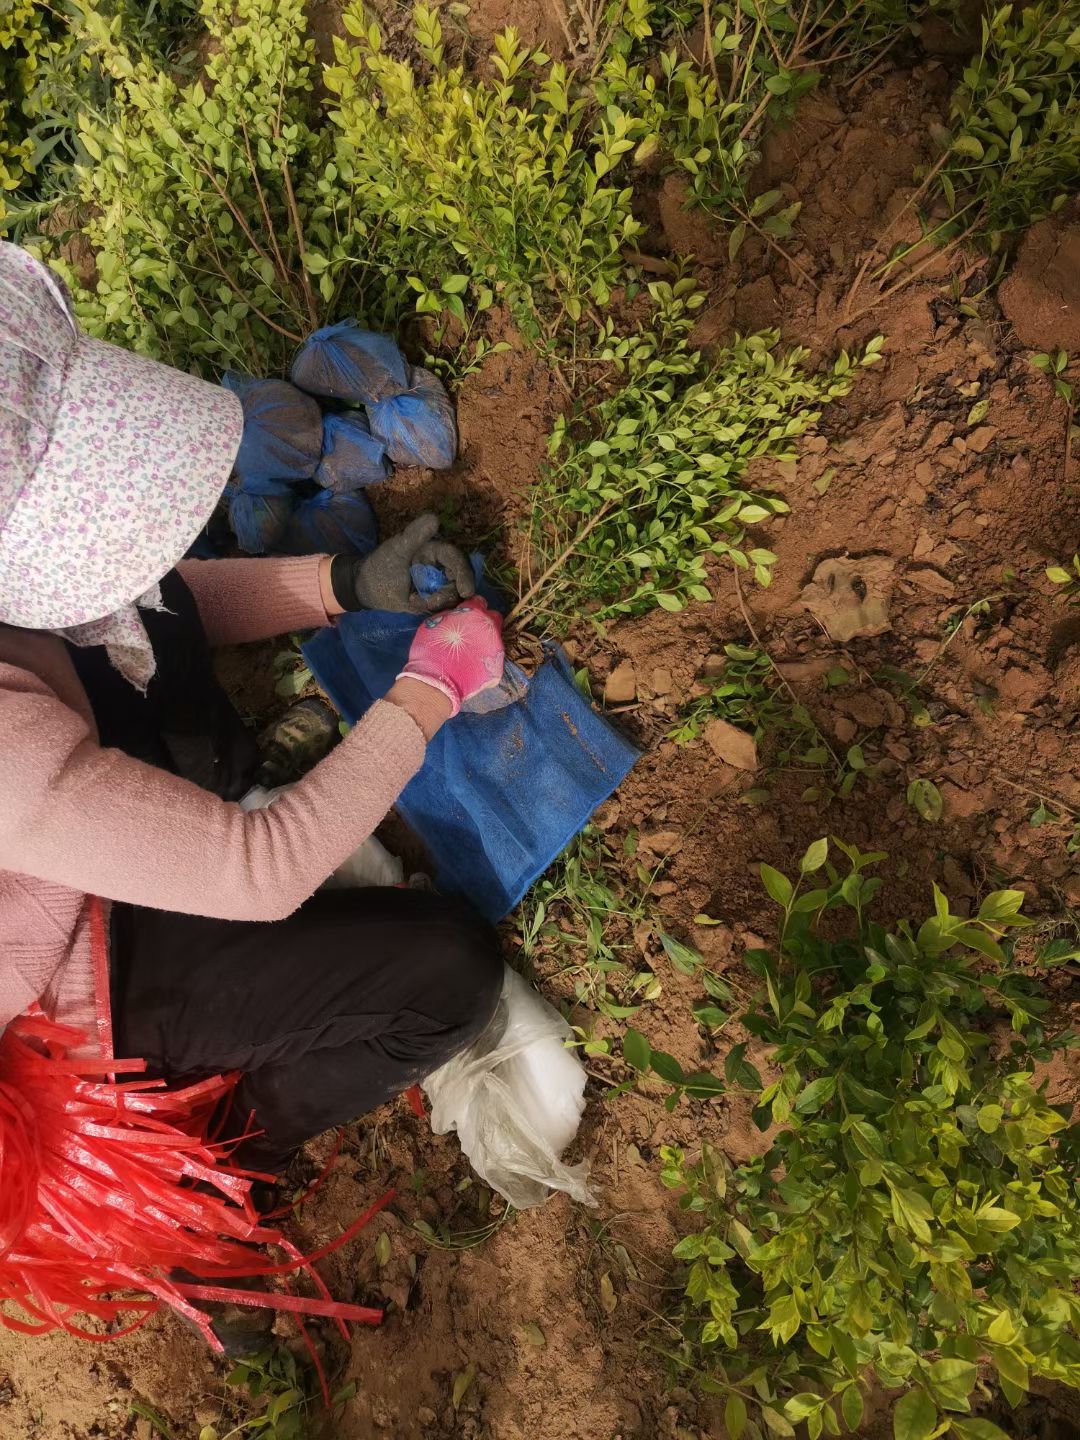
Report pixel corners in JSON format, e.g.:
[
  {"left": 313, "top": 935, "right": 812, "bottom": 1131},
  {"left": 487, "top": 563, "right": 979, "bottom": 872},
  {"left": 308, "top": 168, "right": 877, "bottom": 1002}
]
[
  {"left": 657, "top": 174, "right": 726, "bottom": 263},
  {"left": 460, "top": 0, "right": 568, "bottom": 59},
  {"left": 999, "top": 207, "right": 1080, "bottom": 353}
]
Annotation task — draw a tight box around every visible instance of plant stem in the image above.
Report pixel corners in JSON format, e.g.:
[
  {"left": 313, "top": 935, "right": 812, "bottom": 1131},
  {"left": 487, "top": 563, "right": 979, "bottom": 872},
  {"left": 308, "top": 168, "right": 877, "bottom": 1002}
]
[
  {"left": 277, "top": 149, "right": 320, "bottom": 332},
  {"left": 509, "top": 499, "right": 615, "bottom": 625},
  {"left": 733, "top": 204, "right": 818, "bottom": 290},
  {"left": 843, "top": 150, "right": 951, "bottom": 315}
]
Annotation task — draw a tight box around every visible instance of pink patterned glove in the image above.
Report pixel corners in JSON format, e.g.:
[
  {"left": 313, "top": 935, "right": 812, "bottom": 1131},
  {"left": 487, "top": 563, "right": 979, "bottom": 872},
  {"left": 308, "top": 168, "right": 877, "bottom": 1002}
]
[{"left": 396, "top": 596, "right": 505, "bottom": 717}]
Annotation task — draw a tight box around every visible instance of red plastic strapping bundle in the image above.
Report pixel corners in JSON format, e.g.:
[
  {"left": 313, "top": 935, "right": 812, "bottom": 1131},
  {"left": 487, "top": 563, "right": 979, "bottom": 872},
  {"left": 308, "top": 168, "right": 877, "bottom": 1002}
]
[{"left": 0, "top": 897, "right": 394, "bottom": 1388}]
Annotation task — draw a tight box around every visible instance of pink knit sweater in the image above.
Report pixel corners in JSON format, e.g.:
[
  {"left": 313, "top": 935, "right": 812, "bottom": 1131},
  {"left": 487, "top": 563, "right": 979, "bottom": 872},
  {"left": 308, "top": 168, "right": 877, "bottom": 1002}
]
[{"left": 0, "top": 557, "right": 426, "bottom": 1049}]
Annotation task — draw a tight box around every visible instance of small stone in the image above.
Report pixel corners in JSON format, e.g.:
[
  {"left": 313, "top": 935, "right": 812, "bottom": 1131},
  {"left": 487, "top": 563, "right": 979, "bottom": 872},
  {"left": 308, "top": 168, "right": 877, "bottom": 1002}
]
[
  {"left": 800, "top": 555, "right": 894, "bottom": 641},
  {"left": 417, "top": 1406, "right": 438, "bottom": 1426},
  {"left": 639, "top": 829, "right": 684, "bottom": 858},
  {"left": 703, "top": 718, "right": 758, "bottom": 771},
  {"left": 908, "top": 566, "right": 956, "bottom": 597},
  {"left": 914, "top": 460, "right": 935, "bottom": 485},
  {"left": 966, "top": 425, "right": 997, "bottom": 453},
  {"left": 842, "top": 692, "right": 888, "bottom": 727},
  {"left": 702, "top": 653, "right": 726, "bottom": 678},
  {"left": 776, "top": 657, "right": 834, "bottom": 684},
  {"left": 604, "top": 660, "right": 637, "bottom": 704},
  {"left": 651, "top": 667, "right": 674, "bottom": 696},
  {"left": 834, "top": 716, "right": 857, "bottom": 743}
]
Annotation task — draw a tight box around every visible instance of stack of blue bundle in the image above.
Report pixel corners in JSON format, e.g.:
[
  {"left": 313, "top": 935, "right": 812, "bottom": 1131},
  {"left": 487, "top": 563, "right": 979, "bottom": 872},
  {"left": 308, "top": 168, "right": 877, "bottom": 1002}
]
[{"left": 219, "top": 323, "right": 457, "bottom": 559}]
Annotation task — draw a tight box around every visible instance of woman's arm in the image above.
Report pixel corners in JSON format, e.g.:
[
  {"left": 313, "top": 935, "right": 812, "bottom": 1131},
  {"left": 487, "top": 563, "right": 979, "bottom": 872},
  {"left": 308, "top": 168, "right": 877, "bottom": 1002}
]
[
  {"left": 176, "top": 556, "right": 334, "bottom": 646},
  {"left": 0, "top": 662, "right": 447, "bottom": 921}
]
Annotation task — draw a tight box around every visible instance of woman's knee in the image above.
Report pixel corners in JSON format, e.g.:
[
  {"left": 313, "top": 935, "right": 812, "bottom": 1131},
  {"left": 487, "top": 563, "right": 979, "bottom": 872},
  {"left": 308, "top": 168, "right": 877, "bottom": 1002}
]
[{"left": 430, "top": 900, "right": 504, "bottom": 1035}]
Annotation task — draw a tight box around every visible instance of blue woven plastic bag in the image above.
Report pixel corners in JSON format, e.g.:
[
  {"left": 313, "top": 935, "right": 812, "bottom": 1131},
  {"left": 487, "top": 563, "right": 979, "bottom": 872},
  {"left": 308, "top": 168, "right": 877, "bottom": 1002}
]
[
  {"left": 368, "top": 366, "right": 457, "bottom": 470},
  {"left": 281, "top": 487, "right": 379, "bottom": 558},
  {"left": 316, "top": 412, "right": 393, "bottom": 492},
  {"left": 291, "top": 320, "right": 409, "bottom": 405},
  {"left": 224, "top": 477, "right": 294, "bottom": 554},
  {"left": 303, "top": 615, "right": 639, "bottom": 921},
  {"left": 221, "top": 373, "right": 322, "bottom": 484}
]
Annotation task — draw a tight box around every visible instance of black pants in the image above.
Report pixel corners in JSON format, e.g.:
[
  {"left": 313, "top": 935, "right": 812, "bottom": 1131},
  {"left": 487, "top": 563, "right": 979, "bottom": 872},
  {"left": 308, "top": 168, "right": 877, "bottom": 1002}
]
[{"left": 111, "top": 887, "right": 503, "bottom": 1172}]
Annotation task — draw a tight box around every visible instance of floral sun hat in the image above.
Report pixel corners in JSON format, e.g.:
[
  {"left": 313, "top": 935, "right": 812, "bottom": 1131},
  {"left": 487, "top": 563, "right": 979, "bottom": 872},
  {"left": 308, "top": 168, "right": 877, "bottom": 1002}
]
[{"left": 0, "top": 242, "right": 243, "bottom": 630}]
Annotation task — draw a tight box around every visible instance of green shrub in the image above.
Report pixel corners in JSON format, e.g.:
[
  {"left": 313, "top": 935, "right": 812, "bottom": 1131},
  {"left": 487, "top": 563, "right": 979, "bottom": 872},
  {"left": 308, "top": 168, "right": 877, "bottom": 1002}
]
[
  {"left": 521, "top": 284, "right": 881, "bottom": 625},
  {"left": 0, "top": 0, "right": 50, "bottom": 209},
  {"left": 48, "top": 0, "right": 346, "bottom": 374},
  {"left": 596, "top": 0, "right": 955, "bottom": 247},
  {"left": 633, "top": 840, "right": 1080, "bottom": 1440},
  {"left": 324, "top": 3, "right": 642, "bottom": 343},
  {"left": 938, "top": 2, "right": 1080, "bottom": 249}
]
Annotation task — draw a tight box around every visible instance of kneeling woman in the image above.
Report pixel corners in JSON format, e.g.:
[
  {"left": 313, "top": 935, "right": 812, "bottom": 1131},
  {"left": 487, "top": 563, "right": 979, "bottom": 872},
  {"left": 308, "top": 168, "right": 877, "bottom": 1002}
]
[{"left": 0, "top": 244, "right": 505, "bottom": 1195}]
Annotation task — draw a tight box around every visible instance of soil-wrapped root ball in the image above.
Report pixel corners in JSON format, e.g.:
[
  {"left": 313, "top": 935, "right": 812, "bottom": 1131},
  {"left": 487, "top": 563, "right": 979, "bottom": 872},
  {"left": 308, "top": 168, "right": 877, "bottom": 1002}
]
[
  {"left": 290, "top": 320, "right": 410, "bottom": 405},
  {"left": 368, "top": 365, "right": 458, "bottom": 470},
  {"left": 221, "top": 373, "right": 323, "bottom": 484},
  {"left": 281, "top": 488, "right": 379, "bottom": 559},
  {"left": 224, "top": 479, "right": 294, "bottom": 555},
  {"left": 316, "top": 413, "right": 393, "bottom": 493}
]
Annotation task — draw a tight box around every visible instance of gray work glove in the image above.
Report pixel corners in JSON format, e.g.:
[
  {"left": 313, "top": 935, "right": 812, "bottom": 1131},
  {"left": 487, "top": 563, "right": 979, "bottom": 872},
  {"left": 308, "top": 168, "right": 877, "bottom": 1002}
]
[{"left": 330, "top": 511, "right": 476, "bottom": 615}]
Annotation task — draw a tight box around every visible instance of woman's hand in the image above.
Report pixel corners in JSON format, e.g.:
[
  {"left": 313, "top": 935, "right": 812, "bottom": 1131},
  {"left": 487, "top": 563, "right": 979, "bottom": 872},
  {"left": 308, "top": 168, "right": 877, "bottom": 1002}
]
[
  {"left": 395, "top": 597, "right": 505, "bottom": 718},
  {"left": 325, "top": 512, "right": 475, "bottom": 615}
]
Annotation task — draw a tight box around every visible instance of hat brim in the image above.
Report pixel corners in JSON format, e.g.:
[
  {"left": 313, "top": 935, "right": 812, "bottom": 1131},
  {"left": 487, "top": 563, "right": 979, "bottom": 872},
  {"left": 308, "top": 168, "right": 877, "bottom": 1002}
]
[{"left": 0, "top": 335, "right": 243, "bottom": 629}]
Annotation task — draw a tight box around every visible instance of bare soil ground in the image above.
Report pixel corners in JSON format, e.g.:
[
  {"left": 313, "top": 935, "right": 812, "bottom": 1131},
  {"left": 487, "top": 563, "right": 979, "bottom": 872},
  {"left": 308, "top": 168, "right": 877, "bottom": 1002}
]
[{"left": 3, "top": 20, "right": 1080, "bottom": 1440}]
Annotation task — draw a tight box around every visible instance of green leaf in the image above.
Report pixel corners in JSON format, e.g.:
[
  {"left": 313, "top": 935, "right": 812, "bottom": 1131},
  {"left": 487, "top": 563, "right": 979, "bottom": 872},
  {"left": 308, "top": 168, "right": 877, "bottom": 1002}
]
[
  {"left": 693, "top": 1003, "right": 729, "bottom": 1029},
  {"left": 660, "top": 933, "right": 703, "bottom": 974},
  {"left": 950, "top": 1422, "right": 1011, "bottom": 1440},
  {"left": 978, "top": 1207, "right": 1021, "bottom": 1232},
  {"left": 725, "top": 1394, "right": 747, "bottom": 1440},
  {"left": 893, "top": 1387, "right": 938, "bottom": 1440},
  {"left": 656, "top": 593, "right": 684, "bottom": 612},
  {"left": 841, "top": 1385, "right": 864, "bottom": 1432},
  {"left": 761, "top": 1406, "right": 795, "bottom": 1437},
  {"left": 993, "top": 1346, "right": 1029, "bottom": 1394},
  {"left": 977, "top": 890, "right": 1025, "bottom": 923},
  {"left": 623, "top": 1028, "right": 651, "bottom": 1073},
  {"left": 929, "top": 1358, "right": 977, "bottom": 1409},
  {"left": 760, "top": 864, "right": 793, "bottom": 907},
  {"left": 375, "top": 1230, "right": 392, "bottom": 1267},
  {"left": 907, "top": 779, "right": 942, "bottom": 822},
  {"left": 649, "top": 1050, "right": 686, "bottom": 1085},
  {"left": 794, "top": 1075, "right": 836, "bottom": 1114},
  {"left": 800, "top": 837, "right": 828, "bottom": 873},
  {"left": 951, "top": 134, "right": 985, "bottom": 159},
  {"left": 441, "top": 273, "right": 470, "bottom": 294}
]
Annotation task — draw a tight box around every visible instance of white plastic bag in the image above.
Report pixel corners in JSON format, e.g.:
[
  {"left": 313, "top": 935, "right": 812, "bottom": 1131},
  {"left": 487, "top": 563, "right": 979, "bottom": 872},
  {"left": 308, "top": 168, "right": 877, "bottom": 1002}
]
[
  {"left": 422, "top": 965, "right": 593, "bottom": 1210},
  {"left": 240, "top": 785, "right": 404, "bottom": 889}
]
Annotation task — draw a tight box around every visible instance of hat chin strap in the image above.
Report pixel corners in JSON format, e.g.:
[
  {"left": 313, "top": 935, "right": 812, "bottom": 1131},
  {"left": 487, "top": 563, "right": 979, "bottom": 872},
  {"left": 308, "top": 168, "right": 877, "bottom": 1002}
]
[{"left": 53, "top": 582, "right": 168, "bottom": 692}]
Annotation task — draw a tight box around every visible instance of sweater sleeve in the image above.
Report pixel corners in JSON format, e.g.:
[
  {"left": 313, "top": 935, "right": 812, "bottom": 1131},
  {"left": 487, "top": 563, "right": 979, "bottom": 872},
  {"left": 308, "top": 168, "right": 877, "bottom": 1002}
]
[
  {"left": 0, "top": 660, "right": 426, "bottom": 922},
  {"left": 176, "top": 556, "right": 331, "bottom": 646}
]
